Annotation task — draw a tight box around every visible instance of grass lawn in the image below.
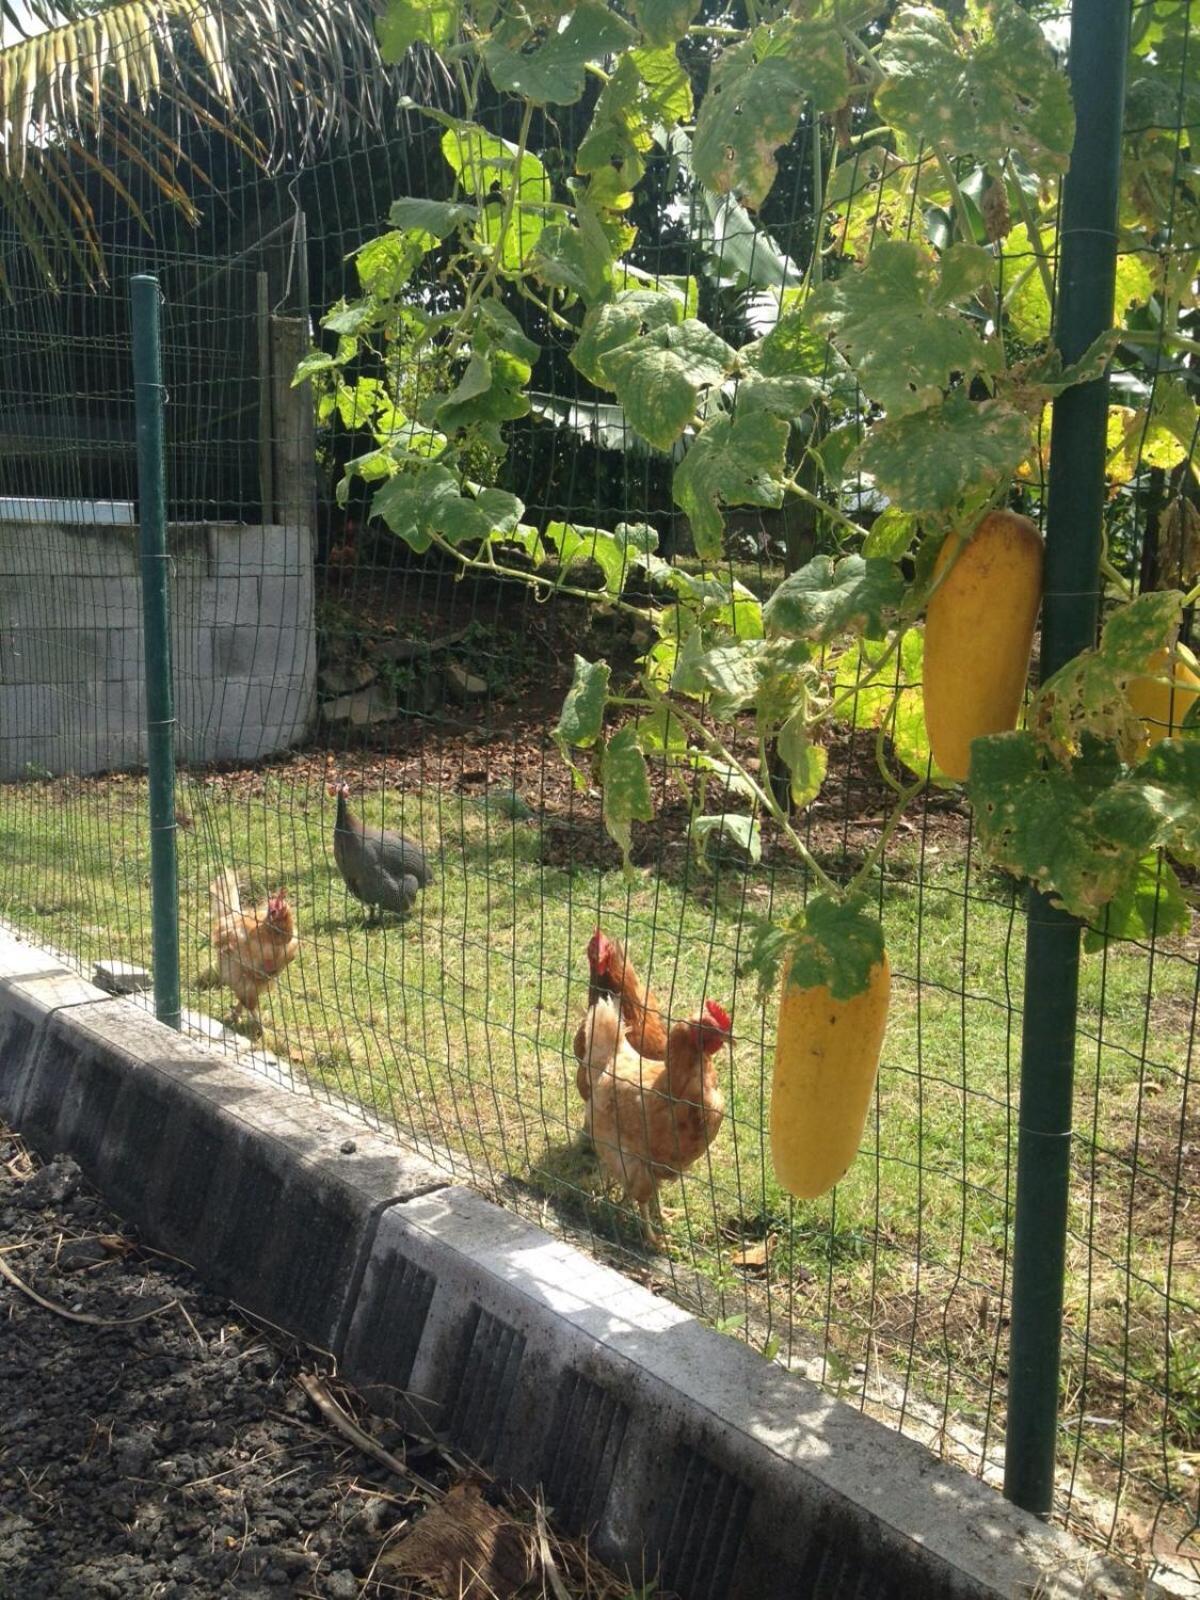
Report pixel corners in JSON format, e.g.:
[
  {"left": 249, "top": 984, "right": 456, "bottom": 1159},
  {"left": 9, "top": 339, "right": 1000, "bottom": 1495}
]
[{"left": 1, "top": 761, "right": 1196, "bottom": 1555}]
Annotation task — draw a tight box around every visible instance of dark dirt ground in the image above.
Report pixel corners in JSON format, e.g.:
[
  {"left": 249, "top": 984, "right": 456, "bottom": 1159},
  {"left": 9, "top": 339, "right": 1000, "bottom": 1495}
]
[{"left": 0, "top": 1124, "right": 636, "bottom": 1600}]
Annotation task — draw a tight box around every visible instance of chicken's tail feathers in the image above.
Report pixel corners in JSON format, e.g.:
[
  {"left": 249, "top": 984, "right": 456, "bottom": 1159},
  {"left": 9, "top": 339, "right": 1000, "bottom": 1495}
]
[
  {"left": 210, "top": 866, "right": 242, "bottom": 925},
  {"left": 582, "top": 995, "right": 624, "bottom": 1070}
]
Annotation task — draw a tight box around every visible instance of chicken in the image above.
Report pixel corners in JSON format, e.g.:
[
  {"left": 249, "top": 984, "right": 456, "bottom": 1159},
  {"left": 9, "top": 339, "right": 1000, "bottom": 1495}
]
[
  {"left": 572, "top": 929, "right": 669, "bottom": 1102},
  {"left": 580, "top": 993, "right": 730, "bottom": 1246},
  {"left": 329, "top": 781, "right": 432, "bottom": 923},
  {"left": 210, "top": 867, "right": 299, "bottom": 1036}
]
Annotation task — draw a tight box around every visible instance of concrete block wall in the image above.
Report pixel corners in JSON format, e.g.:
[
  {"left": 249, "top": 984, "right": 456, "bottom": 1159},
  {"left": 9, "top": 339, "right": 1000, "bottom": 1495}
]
[
  {"left": 0, "top": 518, "right": 315, "bottom": 778},
  {"left": 0, "top": 921, "right": 1160, "bottom": 1600}
]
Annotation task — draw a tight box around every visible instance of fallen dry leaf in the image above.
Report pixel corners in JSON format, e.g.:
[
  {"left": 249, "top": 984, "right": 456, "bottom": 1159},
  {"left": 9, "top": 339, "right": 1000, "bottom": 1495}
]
[
  {"left": 731, "top": 1236, "right": 775, "bottom": 1270},
  {"left": 378, "top": 1478, "right": 533, "bottom": 1598}
]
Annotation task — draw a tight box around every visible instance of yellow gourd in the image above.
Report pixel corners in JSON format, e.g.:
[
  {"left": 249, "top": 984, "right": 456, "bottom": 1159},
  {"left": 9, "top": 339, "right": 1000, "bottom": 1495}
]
[
  {"left": 770, "top": 953, "right": 891, "bottom": 1200},
  {"left": 1127, "top": 644, "right": 1200, "bottom": 753},
  {"left": 923, "top": 510, "right": 1044, "bottom": 782}
]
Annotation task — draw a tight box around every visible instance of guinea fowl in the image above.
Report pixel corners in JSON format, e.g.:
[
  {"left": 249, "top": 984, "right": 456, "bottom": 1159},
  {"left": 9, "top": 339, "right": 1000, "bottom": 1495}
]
[{"left": 329, "top": 781, "right": 432, "bottom": 922}]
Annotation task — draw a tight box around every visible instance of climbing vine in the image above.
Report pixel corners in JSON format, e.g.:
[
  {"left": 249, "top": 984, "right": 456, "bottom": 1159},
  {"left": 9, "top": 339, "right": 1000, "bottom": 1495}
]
[{"left": 297, "top": 0, "right": 1199, "bottom": 996}]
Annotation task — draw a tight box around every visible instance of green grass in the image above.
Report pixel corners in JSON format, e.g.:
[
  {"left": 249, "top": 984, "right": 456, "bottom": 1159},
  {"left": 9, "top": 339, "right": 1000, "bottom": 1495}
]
[{"left": 1, "top": 765, "right": 1196, "bottom": 1546}]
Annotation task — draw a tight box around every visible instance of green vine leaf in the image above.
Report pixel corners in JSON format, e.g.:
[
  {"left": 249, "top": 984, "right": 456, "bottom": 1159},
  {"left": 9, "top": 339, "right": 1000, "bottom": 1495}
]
[
  {"left": 833, "top": 629, "right": 946, "bottom": 783},
  {"left": 694, "top": 18, "right": 851, "bottom": 209},
  {"left": 673, "top": 639, "right": 763, "bottom": 717},
  {"left": 672, "top": 411, "right": 790, "bottom": 559},
  {"left": 777, "top": 713, "right": 828, "bottom": 806},
  {"left": 742, "top": 305, "right": 852, "bottom": 399},
  {"left": 476, "top": 300, "right": 541, "bottom": 365},
  {"left": 426, "top": 348, "right": 532, "bottom": 443},
  {"left": 633, "top": 0, "right": 700, "bottom": 47},
  {"left": 354, "top": 231, "right": 427, "bottom": 297},
  {"left": 598, "top": 320, "right": 737, "bottom": 450},
  {"left": 531, "top": 217, "right": 614, "bottom": 303},
  {"left": 543, "top": 521, "right": 655, "bottom": 597},
  {"left": 572, "top": 290, "right": 682, "bottom": 385},
  {"left": 1133, "top": 739, "right": 1200, "bottom": 866},
  {"left": 634, "top": 705, "right": 688, "bottom": 752},
  {"left": 969, "top": 732, "right": 1200, "bottom": 920},
  {"left": 389, "top": 197, "right": 478, "bottom": 239},
  {"left": 807, "top": 240, "right": 995, "bottom": 419},
  {"left": 743, "top": 894, "right": 886, "bottom": 1003},
  {"left": 1081, "top": 853, "right": 1191, "bottom": 953},
  {"left": 691, "top": 812, "right": 762, "bottom": 869},
  {"left": 440, "top": 121, "right": 552, "bottom": 203},
  {"left": 1032, "top": 590, "right": 1184, "bottom": 762},
  {"left": 483, "top": 3, "right": 636, "bottom": 106},
  {"left": 875, "top": 1, "right": 1074, "bottom": 172},
  {"left": 862, "top": 509, "right": 920, "bottom": 561},
  {"left": 579, "top": 48, "right": 692, "bottom": 200},
  {"left": 791, "top": 893, "right": 887, "bottom": 1000},
  {"left": 602, "top": 725, "right": 654, "bottom": 871},
  {"left": 556, "top": 655, "right": 611, "bottom": 751},
  {"left": 377, "top": 0, "right": 458, "bottom": 58},
  {"left": 764, "top": 555, "right": 905, "bottom": 643},
  {"left": 853, "top": 390, "right": 1032, "bottom": 514},
  {"left": 372, "top": 467, "right": 522, "bottom": 552}
]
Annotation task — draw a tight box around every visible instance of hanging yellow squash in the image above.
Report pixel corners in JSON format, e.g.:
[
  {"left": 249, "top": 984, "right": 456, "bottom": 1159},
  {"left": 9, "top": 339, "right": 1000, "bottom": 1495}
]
[
  {"left": 770, "top": 952, "right": 891, "bottom": 1200},
  {"left": 923, "top": 510, "right": 1044, "bottom": 781}
]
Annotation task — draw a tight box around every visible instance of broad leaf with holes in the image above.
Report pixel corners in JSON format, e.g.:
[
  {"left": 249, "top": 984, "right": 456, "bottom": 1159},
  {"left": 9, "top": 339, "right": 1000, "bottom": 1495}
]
[
  {"left": 440, "top": 122, "right": 551, "bottom": 203},
  {"left": 742, "top": 895, "right": 886, "bottom": 1002},
  {"left": 694, "top": 18, "right": 851, "bottom": 208},
  {"left": 556, "top": 656, "right": 611, "bottom": 751},
  {"left": 578, "top": 47, "right": 692, "bottom": 199},
  {"left": 1032, "top": 591, "right": 1184, "bottom": 762},
  {"left": 765, "top": 555, "right": 905, "bottom": 643},
  {"left": 808, "top": 240, "right": 995, "bottom": 419},
  {"left": 970, "top": 732, "right": 1200, "bottom": 920},
  {"left": 572, "top": 290, "right": 683, "bottom": 385},
  {"left": 672, "top": 411, "right": 789, "bottom": 558},
  {"left": 484, "top": 3, "right": 636, "bottom": 106},
  {"left": 853, "top": 390, "right": 1033, "bottom": 513},
  {"left": 598, "top": 320, "right": 736, "bottom": 450},
  {"left": 876, "top": 1, "right": 1074, "bottom": 172}
]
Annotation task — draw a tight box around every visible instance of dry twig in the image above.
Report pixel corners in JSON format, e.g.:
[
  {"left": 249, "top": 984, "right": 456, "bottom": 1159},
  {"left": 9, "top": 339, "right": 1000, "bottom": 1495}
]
[
  {"left": 295, "top": 1372, "right": 438, "bottom": 1498},
  {"left": 0, "top": 1251, "right": 178, "bottom": 1328}
]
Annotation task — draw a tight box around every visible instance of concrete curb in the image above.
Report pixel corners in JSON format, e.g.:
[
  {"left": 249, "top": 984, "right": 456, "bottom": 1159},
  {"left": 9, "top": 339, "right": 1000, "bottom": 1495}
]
[{"left": 0, "top": 924, "right": 1159, "bottom": 1600}]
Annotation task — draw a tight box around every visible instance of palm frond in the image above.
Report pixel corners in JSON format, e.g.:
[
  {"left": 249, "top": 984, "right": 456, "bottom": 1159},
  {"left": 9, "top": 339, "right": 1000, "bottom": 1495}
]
[{"left": 0, "top": 0, "right": 448, "bottom": 287}]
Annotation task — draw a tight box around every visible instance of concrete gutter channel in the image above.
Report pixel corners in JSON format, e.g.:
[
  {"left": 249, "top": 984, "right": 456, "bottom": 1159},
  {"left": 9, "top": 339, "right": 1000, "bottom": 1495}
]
[{"left": 0, "top": 926, "right": 1155, "bottom": 1600}]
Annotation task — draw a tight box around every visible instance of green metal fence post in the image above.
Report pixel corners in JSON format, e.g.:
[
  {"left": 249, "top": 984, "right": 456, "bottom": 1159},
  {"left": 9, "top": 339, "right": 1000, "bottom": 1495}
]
[
  {"left": 1003, "top": 0, "right": 1130, "bottom": 1518},
  {"left": 131, "top": 274, "right": 181, "bottom": 1031}
]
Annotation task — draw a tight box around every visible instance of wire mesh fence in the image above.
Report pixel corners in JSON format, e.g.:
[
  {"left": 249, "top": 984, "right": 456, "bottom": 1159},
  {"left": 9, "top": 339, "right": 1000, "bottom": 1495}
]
[{"left": 0, "top": 0, "right": 1197, "bottom": 1587}]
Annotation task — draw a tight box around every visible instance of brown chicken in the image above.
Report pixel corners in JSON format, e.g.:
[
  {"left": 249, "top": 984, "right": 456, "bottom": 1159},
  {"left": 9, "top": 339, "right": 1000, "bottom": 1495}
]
[
  {"left": 210, "top": 867, "right": 298, "bottom": 1036},
  {"left": 572, "top": 929, "right": 670, "bottom": 1101},
  {"left": 580, "top": 993, "right": 730, "bottom": 1246}
]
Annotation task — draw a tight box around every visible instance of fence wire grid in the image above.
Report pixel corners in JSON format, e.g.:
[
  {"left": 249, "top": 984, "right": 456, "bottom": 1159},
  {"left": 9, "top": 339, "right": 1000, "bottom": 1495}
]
[{"left": 0, "top": 0, "right": 1197, "bottom": 1587}]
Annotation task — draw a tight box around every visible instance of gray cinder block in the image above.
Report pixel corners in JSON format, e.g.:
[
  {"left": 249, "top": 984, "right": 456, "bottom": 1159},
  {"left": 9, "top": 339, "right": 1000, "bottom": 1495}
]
[
  {"left": 344, "top": 1190, "right": 1150, "bottom": 1600},
  {"left": 10, "top": 996, "right": 448, "bottom": 1353}
]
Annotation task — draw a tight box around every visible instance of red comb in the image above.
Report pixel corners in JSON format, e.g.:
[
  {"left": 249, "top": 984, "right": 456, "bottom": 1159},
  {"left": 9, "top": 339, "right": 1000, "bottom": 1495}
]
[{"left": 704, "top": 1000, "right": 731, "bottom": 1033}]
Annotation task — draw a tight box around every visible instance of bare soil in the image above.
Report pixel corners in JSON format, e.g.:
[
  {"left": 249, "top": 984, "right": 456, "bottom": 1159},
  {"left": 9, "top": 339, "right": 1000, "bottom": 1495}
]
[{"left": 0, "top": 1124, "right": 638, "bottom": 1600}]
